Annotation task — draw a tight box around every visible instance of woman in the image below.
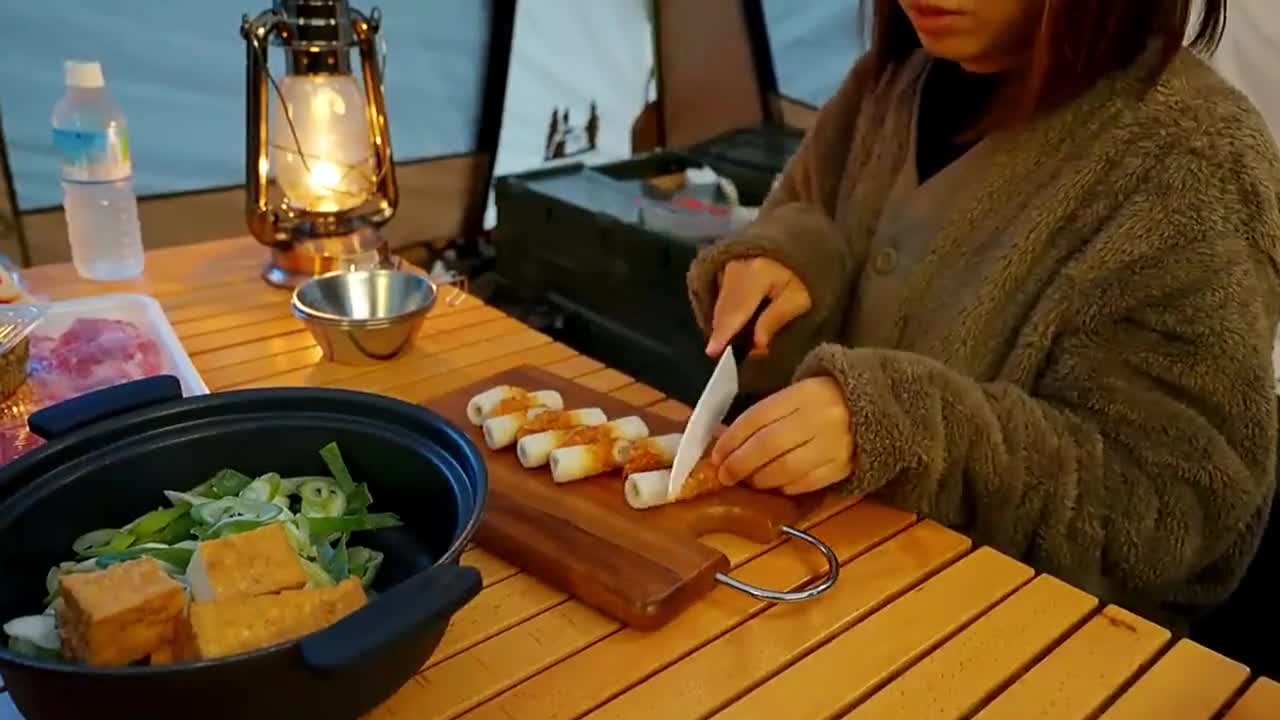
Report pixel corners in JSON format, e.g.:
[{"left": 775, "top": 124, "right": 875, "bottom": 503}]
[{"left": 689, "top": 0, "right": 1280, "bottom": 666}]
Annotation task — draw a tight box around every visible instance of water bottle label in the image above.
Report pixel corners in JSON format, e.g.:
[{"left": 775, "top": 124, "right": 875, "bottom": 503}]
[{"left": 53, "top": 126, "right": 131, "bottom": 182}]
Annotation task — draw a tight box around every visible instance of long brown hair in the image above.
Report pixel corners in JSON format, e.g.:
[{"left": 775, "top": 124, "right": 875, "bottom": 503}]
[{"left": 866, "top": 0, "right": 1229, "bottom": 128}]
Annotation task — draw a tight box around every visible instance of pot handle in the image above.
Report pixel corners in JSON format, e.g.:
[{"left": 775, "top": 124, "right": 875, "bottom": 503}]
[
  {"left": 300, "top": 563, "right": 482, "bottom": 674},
  {"left": 27, "top": 375, "right": 184, "bottom": 441}
]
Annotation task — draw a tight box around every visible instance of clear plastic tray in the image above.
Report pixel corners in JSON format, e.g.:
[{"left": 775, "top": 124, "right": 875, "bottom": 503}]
[
  {"left": 0, "top": 294, "right": 208, "bottom": 463},
  {"left": 0, "top": 304, "right": 48, "bottom": 357}
]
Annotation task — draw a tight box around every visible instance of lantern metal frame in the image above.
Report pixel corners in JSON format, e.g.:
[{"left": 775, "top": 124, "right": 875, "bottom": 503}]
[{"left": 240, "top": 0, "right": 399, "bottom": 287}]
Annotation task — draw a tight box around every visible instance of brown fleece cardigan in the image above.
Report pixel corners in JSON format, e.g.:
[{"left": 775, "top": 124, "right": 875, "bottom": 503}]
[{"left": 687, "top": 48, "right": 1280, "bottom": 628}]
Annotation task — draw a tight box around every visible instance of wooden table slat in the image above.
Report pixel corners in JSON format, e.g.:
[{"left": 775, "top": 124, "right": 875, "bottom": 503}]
[
  {"left": 973, "top": 605, "right": 1171, "bottom": 720},
  {"left": 1223, "top": 676, "right": 1280, "bottom": 719},
  {"left": 386, "top": 342, "right": 580, "bottom": 405},
  {"left": 461, "top": 548, "right": 520, "bottom": 588},
  {"left": 609, "top": 382, "right": 666, "bottom": 408},
  {"left": 1097, "top": 639, "right": 1250, "bottom": 720},
  {"left": 712, "top": 546, "right": 1035, "bottom": 720},
  {"left": 576, "top": 368, "right": 636, "bottom": 394},
  {"left": 429, "top": 572, "right": 570, "bottom": 671},
  {"left": 544, "top": 354, "right": 607, "bottom": 379},
  {"left": 647, "top": 399, "right": 693, "bottom": 423},
  {"left": 582, "top": 521, "right": 970, "bottom": 720},
  {"left": 181, "top": 316, "right": 306, "bottom": 356},
  {"left": 840, "top": 574, "right": 1098, "bottom": 720},
  {"left": 205, "top": 307, "right": 508, "bottom": 390},
  {"left": 373, "top": 500, "right": 897, "bottom": 720}
]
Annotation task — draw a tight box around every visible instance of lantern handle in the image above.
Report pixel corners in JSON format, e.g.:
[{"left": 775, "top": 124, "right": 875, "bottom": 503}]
[
  {"left": 241, "top": 9, "right": 289, "bottom": 245},
  {"left": 351, "top": 8, "right": 399, "bottom": 223}
]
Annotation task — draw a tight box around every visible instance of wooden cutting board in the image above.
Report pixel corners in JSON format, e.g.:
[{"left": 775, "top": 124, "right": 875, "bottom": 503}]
[{"left": 426, "top": 366, "right": 819, "bottom": 629}]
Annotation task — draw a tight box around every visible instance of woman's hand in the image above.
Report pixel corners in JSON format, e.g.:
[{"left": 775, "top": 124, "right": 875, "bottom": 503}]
[
  {"left": 710, "top": 376, "right": 855, "bottom": 495},
  {"left": 705, "top": 257, "right": 812, "bottom": 357}
]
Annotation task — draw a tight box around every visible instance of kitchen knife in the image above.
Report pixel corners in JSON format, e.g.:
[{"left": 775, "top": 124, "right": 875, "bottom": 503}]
[{"left": 666, "top": 306, "right": 762, "bottom": 497}]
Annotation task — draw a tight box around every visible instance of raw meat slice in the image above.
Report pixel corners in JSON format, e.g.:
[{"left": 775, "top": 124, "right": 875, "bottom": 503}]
[
  {"left": 28, "top": 318, "right": 169, "bottom": 402},
  {"left": 0, "top": 317, "right": 172, "bottom": 462}
]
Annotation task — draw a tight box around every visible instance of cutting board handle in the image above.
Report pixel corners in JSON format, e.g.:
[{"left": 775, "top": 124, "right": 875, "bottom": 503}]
[{"left": 714, "top": 525, "right": 840, "bottom": 601}]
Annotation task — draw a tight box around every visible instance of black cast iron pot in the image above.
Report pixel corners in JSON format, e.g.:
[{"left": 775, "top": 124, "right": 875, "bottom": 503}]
[{"left": 0, "top": 376, "right": 487, "bottom": 720}]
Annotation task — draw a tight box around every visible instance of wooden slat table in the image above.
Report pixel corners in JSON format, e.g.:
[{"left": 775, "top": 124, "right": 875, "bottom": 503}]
[{"left": 2, "top": 236, "right": 1272, "bottom": 719}]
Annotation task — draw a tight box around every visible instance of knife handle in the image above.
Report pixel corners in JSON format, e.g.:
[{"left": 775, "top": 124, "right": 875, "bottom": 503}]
[{"left": 729, "top": 304, "right": 768, "bottom": 362}]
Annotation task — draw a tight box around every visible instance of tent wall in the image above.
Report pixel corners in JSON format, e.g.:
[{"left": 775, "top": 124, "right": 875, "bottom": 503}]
[
  {"left": 656, "top": 0, "right": 765, "bottom": 147},
  {"left": 0, "top": 119, "right": 22, "bottom": 267},
  {"left": 17, "top": 155, "right": 491, "bottom": 266},
  {"left": 0, "top": 0, "right": 513, "bottom": 266},
  {"left": 0, "top": 0, "right": 859, "bottom": 269},
  {"left": 484, "top": 0, "right": 657, "bottom": 229}
]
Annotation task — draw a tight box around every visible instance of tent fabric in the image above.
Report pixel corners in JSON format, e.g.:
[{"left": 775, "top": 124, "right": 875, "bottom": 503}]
[
  {"left": 760, "top": 0, "right": 867, "bottom": 108},
  {"left": 0, "top": 1, "right": 491, "bottom": 211},
  {"left": 1204, "top": 0, "right": 1280, "bottom": 143},
  {"left": 485, "top": 0, "right": 655, "bottom": 228}
]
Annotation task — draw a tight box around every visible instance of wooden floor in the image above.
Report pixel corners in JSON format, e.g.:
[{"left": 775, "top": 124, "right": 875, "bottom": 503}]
[{"left": 3, "top": 236, "right": 1273, "bottom": 720}]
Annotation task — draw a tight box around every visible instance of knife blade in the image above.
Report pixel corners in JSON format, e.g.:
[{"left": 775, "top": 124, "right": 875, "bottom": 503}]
[{"left": 666, "top": 305, "right": 763, "bottom": 497}]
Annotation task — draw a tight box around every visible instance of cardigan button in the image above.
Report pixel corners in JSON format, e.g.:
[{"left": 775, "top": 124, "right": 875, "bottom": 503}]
[{"left": 872, "top": 248, "right": 899, "bottom": 274}]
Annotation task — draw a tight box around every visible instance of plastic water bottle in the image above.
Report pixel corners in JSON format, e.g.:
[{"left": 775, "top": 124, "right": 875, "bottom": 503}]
[{"left": 52, "top": 60, "right": 144, "bottom": 281}]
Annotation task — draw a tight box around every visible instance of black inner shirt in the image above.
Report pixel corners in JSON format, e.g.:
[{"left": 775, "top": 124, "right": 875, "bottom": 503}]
[{"left": 915, "top": 60, "right": 1005, "bottom": 183}]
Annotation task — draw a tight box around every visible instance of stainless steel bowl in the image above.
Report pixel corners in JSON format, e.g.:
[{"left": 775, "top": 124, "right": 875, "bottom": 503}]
[{"left": 292, "top": 270, "right": 436, "bottom": 364}]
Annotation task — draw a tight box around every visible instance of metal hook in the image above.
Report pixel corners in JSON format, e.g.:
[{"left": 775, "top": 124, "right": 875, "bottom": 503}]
[{"left": 714, "top": 525, "right": 840, "bottom": 602}]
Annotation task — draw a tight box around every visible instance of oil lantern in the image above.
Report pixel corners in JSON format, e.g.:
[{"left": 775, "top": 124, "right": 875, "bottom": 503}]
[{"left": 241, "top": 0, "right": 399, "bottom": 287}]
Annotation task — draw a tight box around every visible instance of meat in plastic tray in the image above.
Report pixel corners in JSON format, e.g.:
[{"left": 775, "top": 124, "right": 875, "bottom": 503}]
[{"left": 0, "top": 294, "right": 207, "bottom": 463}]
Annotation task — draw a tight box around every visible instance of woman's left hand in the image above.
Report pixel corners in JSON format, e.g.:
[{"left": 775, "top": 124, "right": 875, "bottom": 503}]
[{"left": 710, "top": 376, "right": 855, "bottom": 495}]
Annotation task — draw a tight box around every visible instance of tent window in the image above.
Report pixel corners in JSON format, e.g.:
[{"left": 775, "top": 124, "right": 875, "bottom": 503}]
[
  {"left": 760, "top": 0, "right": 868, "bottom": 108},
  {"left": 0, "top": 1, "right": 491, "bottom": 212}
]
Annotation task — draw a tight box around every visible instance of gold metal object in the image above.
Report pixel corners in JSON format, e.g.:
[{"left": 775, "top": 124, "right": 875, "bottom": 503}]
[{"left": 240, "top": 0, "right": 399, "bottom": 288}]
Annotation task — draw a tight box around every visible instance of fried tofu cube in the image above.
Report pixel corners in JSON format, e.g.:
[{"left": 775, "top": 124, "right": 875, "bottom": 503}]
[
  {"left": 148, "top": 641, "right": 178, "bottom": 666},
  {"left": 187, "top": 523, "right": 307, "bottom": 602},
  {"left": 57, "top": 557, "right": 186, "bottom": 667},
  {"left": 187, "top": 577, "right": 367, "bottom": 660}
]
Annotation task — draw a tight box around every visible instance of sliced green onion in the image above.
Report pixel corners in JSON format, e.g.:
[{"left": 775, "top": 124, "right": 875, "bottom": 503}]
[
  {"left": 149, "top": 514, "right": 197, "bottom": 546},
  {"left": 191, "top": 497, "right": 282, "bottom": 527},
  {"left": 347, "top": 483, "right": 373, "bottom": 513},
  {"left": 164, "top": 490, "right": 214, "bottom": 507},
  {"left": 192, "top": 468, "right": 255, "bottom": 499},
  {"left": 71, "top": 528, "right": 125, "bottom": 557},
  {"left": 8, "top": 636, "right": 60, "bottom": 660},
  {"left": 347, "top": 546, "right": 385, "bottom": 586},
  {"left": 239, "top": 472, "right": 284, "bottom": 504},
  {"left": 299, "top": 557, "right": 336, "bottom": 588},
  {"left": 316, "top": 536, "right": 350, "bottom": 582},
  {"left": 95, "top": 544, "right": 195, "bottom": 572},
  {"left": 5, "top": 614, "right": 61, "bottom": 651},
  {"left": 319, "top": 442, "right": 357, "bottom": 495},
  {"left": 197, "top": 517, "right": 277, "bottom": 540},
  {"left": 126, "top": 504, "right": 191, "bottom": 540},
  {"left": 279, "top": 475, "right": 326, "bottom": 493},
  {"left": 306, "top": 512, "right": 402, "bottom": 540},
  {"left": 284, "top": 515, "right": 313, "bottom": 557},
  {"left": 299, "top": 478, "right": 346, "bottom": 518}
]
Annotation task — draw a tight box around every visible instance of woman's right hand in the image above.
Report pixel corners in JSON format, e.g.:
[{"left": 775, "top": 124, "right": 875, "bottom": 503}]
[{"left": 705, "top": 257, "right": 812, "bottom": 357}]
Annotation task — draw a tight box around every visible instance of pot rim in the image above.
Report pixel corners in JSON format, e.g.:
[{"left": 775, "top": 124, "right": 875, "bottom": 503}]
[{"left": 0, "top": 385, "right": 486, "bottom": 677}]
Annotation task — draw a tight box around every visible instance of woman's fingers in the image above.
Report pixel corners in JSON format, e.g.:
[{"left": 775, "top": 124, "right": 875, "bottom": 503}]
[
  {"left": 711, "top": 385, "right": 804, "bottom": 467},
  {"left": 706, "top": 258, "right": 811, "bottom": 357},
  {"left": 752, "top": 277, "right": 812, "bottom": 350},
  {"left": 779, "top": 458, "right": 854, "bottom": 496},
  {"left": 747, "top": 437, "right": 830, "bottom": 490},
  {"left": 717, "top": 410, "right": 811, "bottom": 486},
  {"left": 707, "top": 261, "right": 766, "bottom": 357}
]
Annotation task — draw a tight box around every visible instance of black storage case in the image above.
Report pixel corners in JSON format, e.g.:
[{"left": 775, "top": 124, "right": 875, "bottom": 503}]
[{"left": 491, "top": 126, "right": 802, "bottom": 406}]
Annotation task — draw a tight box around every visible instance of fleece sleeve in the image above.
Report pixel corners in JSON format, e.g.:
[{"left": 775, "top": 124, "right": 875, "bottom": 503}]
[{"left": 685, "top": 61, "right": 873, "bottom": 393}]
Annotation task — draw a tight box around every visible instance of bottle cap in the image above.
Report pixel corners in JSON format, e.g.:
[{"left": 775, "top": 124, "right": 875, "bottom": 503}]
[{"left": 64, "top": 61, "right": 105, "bottom": 89}]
